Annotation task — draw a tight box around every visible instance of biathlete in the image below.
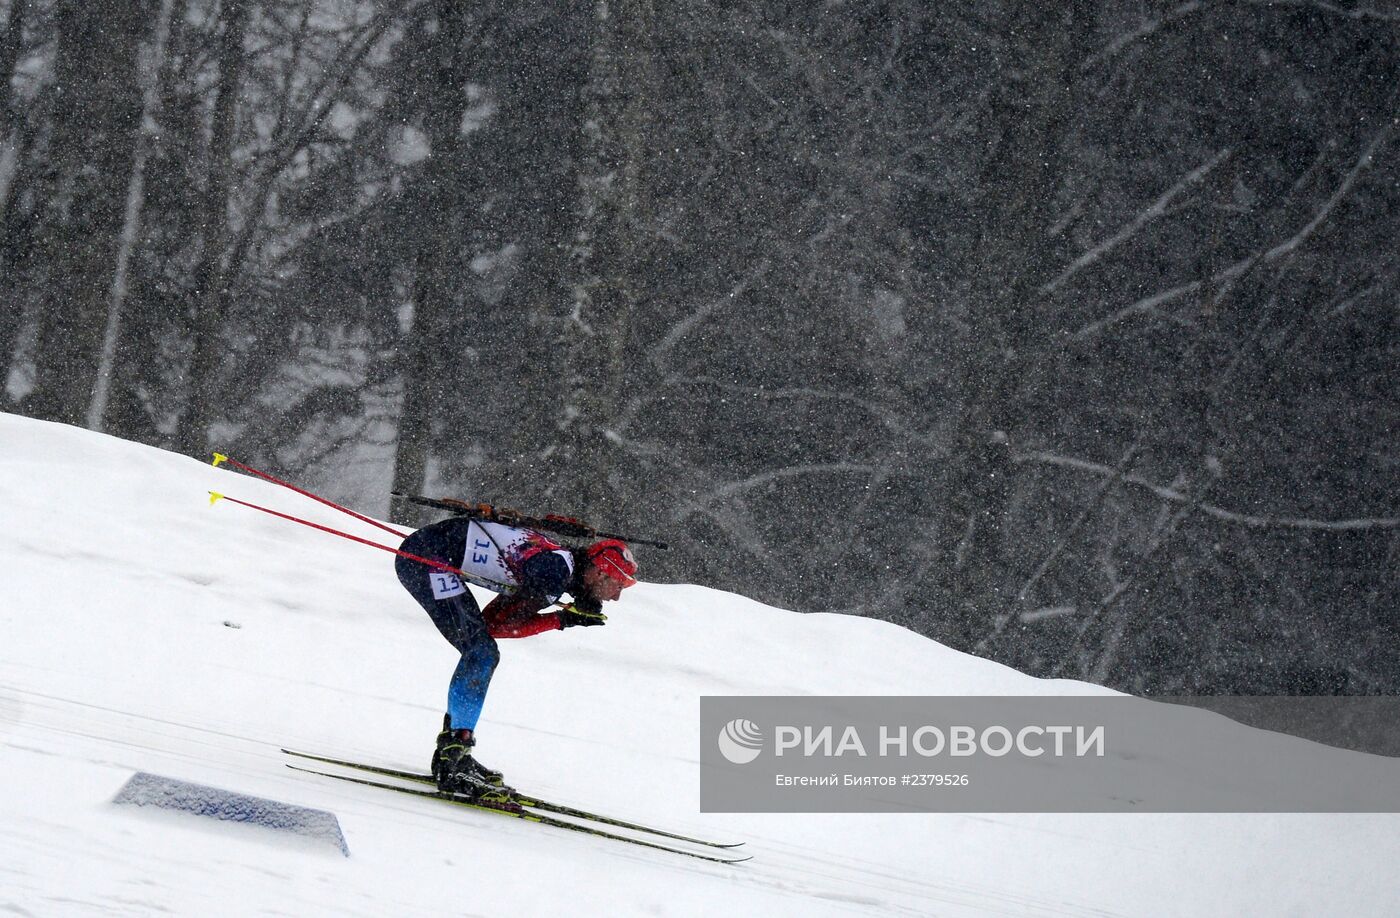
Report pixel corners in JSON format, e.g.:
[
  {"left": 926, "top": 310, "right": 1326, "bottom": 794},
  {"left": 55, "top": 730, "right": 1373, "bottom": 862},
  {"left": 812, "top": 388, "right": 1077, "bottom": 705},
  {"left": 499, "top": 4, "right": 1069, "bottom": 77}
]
[{"left": 395, "top": 514, "right": 639, "bottom": 800}]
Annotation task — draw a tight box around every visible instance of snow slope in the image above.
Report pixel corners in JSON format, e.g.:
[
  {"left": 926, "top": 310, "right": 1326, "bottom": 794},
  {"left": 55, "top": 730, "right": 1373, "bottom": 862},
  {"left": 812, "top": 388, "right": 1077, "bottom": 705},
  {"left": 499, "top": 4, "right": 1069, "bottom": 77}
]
[{"left": 1, "top": 412, "right": 1397, "bottom": 917}]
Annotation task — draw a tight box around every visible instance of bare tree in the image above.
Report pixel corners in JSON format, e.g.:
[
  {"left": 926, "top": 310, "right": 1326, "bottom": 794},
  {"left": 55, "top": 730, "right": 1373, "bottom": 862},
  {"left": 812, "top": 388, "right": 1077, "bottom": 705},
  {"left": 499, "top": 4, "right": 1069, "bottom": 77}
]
[
  {"left": 23, "top": 0, "right": 152, "bottom": 426},
  {"left": 0, "top": 0, "right": 32, "bottom": 394},
  {"left": 87, "top": 0, "right": 178, "bottom": 433},
  {"left": 170, "top": 0, "right": 247, "bottom": 455},
  {"left": 387, "top": 0, "right": 479, "bottom": 525},
  {"left": 550, "top": 0, "right": 660, "bottom": 520},
  {"left": 171, "top": 0, "right": 413, "bottom": 456}
]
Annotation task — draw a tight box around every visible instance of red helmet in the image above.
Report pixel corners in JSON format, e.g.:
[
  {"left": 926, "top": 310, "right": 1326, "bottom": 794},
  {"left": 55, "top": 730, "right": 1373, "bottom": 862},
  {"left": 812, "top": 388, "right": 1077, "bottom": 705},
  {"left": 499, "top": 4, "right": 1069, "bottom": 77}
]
[{"left": 585, "top": 539, "right": 638, "bottom": 587}]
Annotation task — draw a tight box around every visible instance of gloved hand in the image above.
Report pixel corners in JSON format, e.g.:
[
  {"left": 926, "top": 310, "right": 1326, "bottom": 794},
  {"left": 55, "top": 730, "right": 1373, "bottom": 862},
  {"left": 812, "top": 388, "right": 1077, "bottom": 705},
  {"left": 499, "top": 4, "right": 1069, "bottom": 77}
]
[
  {"left": 558, "top": 603, "right": 607, "bottom": 629},
  {"left": 569, "top": 593, "right": 603, "bottom": 616}
]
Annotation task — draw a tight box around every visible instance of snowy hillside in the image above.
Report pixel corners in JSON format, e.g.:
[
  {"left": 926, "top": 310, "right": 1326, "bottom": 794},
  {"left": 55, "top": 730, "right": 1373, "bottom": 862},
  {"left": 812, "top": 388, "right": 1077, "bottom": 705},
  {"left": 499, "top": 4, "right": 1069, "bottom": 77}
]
[{"left": 1, "top": 412, "right": 1397, "bottom": 917}]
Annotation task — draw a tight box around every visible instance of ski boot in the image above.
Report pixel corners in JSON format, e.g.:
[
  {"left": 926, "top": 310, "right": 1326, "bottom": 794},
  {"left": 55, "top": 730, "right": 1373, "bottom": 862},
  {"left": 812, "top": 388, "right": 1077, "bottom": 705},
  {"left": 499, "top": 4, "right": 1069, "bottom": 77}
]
[
  {"left": 432, "top": 723, "right": 511, "bottom": 803},
  {"left": 432, "top": 715, "right": 504, "bottom": 786}
]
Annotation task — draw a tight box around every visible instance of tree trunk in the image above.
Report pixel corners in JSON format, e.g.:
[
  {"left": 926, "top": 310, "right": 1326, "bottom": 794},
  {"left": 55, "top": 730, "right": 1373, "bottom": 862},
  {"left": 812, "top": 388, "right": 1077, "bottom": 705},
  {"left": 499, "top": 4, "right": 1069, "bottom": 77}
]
[
  {"left": 88, "top": 0, "right": 177, "bottom": 434},
  {"left": 387, "top": 0, "right": 475, "bottom": 527},
  {"left": 172, "top": 0, "right": 246, "bottom": 456},
  {"left": 388, "top": 300, "right": 441, "bottom": 528},
  {"left": 23, "top": 0, "right": 150, "bottom": 426},
  {"left": 0, "top": 0, "right": 26, "bottom": 126},
  {"left": 553, "top": 0, "right": 658, "bottom": 519},
  {"left": 0, "top": 0, "right": 29, "bottom": 398},
  {"left": 936, "top": 3, "right": 1096, "bottom": 643},
  {"left": 474, "top": 8, "right": 588, "bottom": 510}
]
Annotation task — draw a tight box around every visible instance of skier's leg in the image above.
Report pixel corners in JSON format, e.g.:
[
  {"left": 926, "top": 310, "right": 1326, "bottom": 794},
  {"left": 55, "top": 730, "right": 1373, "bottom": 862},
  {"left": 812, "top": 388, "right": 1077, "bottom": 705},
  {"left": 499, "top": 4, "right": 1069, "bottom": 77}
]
[
  {"left": 432, "top": 611, "right": 505, "bottom": 789},
  {"left": 395, "top": 546, "right": 507, "bottom": 794},
  {"left": 444, "top": 634, "right": 501, "bottom": 732},
  {"left": 395, "top": 553, "right": 500, "bottom": 725}
]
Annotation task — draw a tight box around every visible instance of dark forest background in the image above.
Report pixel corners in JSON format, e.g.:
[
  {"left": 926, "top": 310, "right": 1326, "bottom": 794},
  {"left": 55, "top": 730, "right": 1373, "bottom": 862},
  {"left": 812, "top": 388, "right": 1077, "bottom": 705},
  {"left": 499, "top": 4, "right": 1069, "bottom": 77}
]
[{"left": 2, "top": 0, "right": 1396, "bottom": 694}]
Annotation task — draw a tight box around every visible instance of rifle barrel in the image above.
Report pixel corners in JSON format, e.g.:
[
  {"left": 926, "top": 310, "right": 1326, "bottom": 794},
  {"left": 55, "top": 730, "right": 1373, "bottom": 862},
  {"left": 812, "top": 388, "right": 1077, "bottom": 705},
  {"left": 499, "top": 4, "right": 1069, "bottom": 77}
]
[{"left": 391, "top": 492, "right": 668, "bottom": 549}]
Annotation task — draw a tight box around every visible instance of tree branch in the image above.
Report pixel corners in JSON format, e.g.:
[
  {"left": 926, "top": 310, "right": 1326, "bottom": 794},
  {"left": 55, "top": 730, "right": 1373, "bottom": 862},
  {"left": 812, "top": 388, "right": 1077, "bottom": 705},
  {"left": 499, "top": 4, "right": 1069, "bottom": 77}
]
[
  {"left": 1068, "top": 119, "right": 1396, "bottom": 342},
  {"left": 1019, "top": 451, "right": 1400, "bottom": 530},
  {"left": 1042, "top": 148, "right": 1231, "bottom": 295},
  {"left": 222, "top": 1, "right": 418, "bottom": 285},
  {"left": 670, "top": 375, "right": 948, "bottom": 451},
  {"left": 1067, "top": 278, "right": 1202, "bottom": 342},
  {"left": 1085, "top": 2, "right": 1203, "bottom": 69},
  {"left": 648, "top": 259, "right": 769, "bottom": 364},
  {"left": 1260, "top": 120, "right": 1394, "bottom": 262},
  {"left": 680, "top": 462, "right": 876, "bottom": 511},
  {"left": 1241, "top": 0, "right": 1400, "bottom": 23}
]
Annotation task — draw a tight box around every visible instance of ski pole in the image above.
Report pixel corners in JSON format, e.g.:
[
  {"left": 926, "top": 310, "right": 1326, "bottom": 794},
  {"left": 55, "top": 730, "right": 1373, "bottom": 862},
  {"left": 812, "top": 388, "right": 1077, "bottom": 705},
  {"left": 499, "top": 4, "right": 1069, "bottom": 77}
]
[
  {"left": 212, "top": 453, "right": 409, "bottom": 539},
  {"left": 208, "top": 491, "right": 473, "bottom": 580}
]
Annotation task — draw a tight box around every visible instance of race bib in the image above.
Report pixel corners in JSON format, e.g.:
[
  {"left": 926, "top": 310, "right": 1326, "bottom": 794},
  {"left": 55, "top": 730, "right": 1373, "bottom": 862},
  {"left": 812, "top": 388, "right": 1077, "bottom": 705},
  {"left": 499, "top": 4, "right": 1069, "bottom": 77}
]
[{"left": 429, "top": 571, "right": 467, "bottom": 599}]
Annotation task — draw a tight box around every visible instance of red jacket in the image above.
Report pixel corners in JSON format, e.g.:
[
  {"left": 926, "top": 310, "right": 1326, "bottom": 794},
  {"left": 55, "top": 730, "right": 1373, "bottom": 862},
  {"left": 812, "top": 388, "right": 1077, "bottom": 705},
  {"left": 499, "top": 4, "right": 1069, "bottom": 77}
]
[
  {"left": 483, "top": 591, "right": 564, "bottom": 638},
  {"left": 482, "top": 542, "right": 580, "bottom": 638}
]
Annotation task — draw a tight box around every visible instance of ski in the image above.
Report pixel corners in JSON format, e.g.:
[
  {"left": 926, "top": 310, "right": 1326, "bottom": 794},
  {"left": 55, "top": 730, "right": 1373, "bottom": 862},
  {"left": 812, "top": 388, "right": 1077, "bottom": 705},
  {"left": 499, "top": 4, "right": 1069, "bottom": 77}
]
[
  {"left": 286, "top": 764, "right": 750, "bottom": 865},
  {"left": 281, "top": 748, "right": 741, "bottom": 849}
]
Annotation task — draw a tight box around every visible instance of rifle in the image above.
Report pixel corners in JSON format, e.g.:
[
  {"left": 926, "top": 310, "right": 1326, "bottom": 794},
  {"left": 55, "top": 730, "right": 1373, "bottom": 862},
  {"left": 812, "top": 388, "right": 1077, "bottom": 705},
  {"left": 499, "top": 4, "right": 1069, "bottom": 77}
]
[{"left": 391, "top": 492, "right": 670, "bottom": 550}]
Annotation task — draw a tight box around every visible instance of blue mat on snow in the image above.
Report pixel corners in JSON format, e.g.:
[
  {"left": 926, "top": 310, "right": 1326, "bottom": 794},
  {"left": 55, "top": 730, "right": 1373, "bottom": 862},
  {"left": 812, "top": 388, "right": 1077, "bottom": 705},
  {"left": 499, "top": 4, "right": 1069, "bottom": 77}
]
[{"left": 112, "top": 771, "right": 349, "bottom": 856}]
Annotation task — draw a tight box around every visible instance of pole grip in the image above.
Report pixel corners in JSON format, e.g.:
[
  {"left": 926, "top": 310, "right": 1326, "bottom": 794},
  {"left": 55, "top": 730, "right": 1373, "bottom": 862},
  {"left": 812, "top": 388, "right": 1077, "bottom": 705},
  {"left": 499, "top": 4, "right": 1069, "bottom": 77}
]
[{"left": 214, "top": 453, "right": 409, "bottom": 539}]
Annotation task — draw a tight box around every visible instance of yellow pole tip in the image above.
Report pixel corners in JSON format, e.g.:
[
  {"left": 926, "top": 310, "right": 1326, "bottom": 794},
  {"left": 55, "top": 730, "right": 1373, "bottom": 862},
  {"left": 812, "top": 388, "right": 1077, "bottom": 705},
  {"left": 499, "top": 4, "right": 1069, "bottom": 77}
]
[
  {"left": 211, "top": 453, "right": 228, "bottom": 467},
  {"left": 208, "top": 491, "right": 225, "bottom": 506}
]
